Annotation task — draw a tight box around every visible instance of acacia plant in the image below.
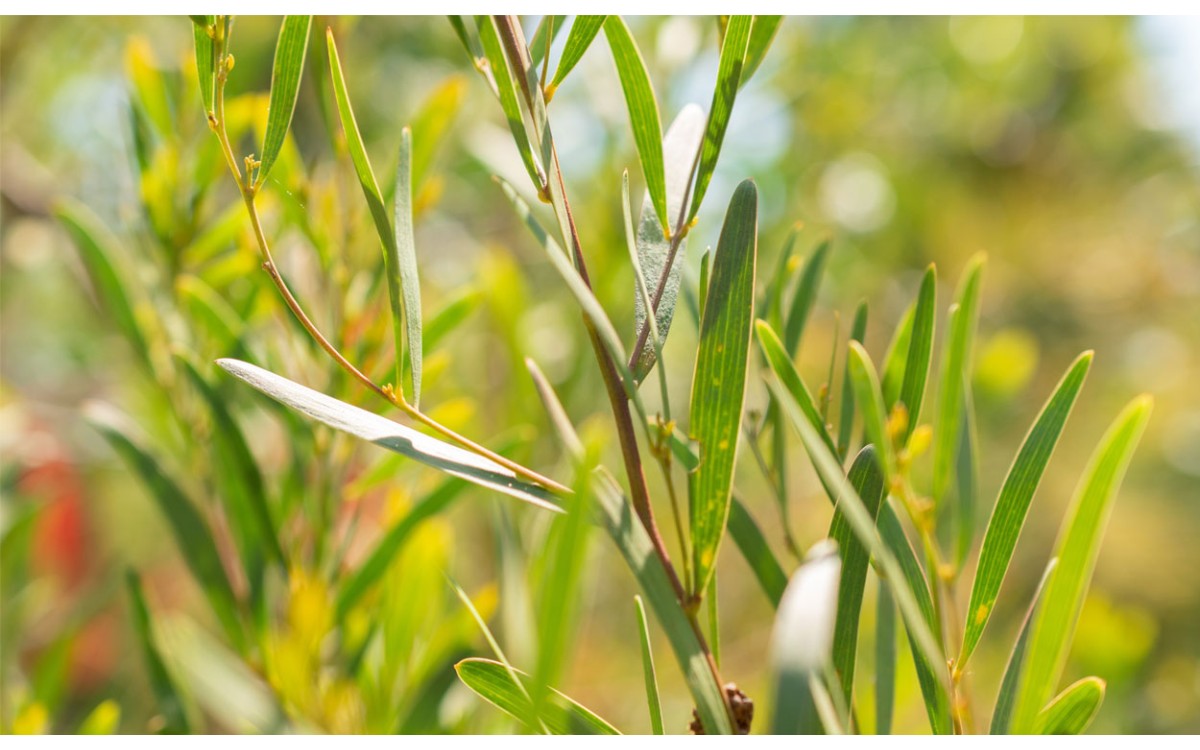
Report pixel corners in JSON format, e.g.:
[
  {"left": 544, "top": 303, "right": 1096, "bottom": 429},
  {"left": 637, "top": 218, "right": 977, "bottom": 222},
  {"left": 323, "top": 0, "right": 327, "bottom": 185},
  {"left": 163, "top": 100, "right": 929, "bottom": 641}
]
[{"left": 62, "top": 15, "right": 1152, "bottom": 734}]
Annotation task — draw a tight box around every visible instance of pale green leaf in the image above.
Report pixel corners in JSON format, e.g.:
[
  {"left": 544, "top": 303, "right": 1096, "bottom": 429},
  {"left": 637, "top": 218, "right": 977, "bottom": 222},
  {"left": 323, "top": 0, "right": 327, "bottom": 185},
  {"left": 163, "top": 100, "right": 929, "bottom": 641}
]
[
  {"left": 783, "top": 240, "right": 830, "bottom": 356},
  {"left": 394, "top": 127, "right": 423, "bottom": 406},
  {"left": 634, "top": 596, "right": 664, "bottom": 734},
  {"left": 455, "top": 658, "right": 620, "bottom": 735},
  {"left": 742, "top": 16, "right": 783, "bottom": 85},
  {"left": 897, "top": 264, "right": 936, "bottom": 440},
  {"left": 836, "top": 300, "right": 869, "bottom": 458},
  {"left": 932, "top": 254, "right": 984, "bottom": 503},
  {"left": 1034, "top": 677, "right": 1105, "bottom": 735},
  {"left": 191, "top": 16, "right": 215, "bottom": 113},
  {"left": 259, "top": 16, "right": 311, "bottom": 183},
  {"left": 990, "top": 558, "right": 1057, "bottom": 735}
]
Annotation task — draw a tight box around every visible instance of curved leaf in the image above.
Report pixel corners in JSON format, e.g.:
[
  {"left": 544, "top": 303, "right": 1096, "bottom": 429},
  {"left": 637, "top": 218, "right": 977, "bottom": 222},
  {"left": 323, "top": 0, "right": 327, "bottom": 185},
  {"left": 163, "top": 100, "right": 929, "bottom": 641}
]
[
  {"left": 932, "top": 254, "right": 984, "bottom": 504},
  {"left": 547, "top": 16, "right": 607, "bottom": 96},
  {"left": 897, "top": 264, "right": 936, "bottom": 439},
  {"left": 742, "top": 16, "right": 783, "bottom": 86},
  {"left": 783, "top": 240, "right": 830, "bottom": 356},
  {"left": 728, "top": 496, "right": 787, "bottom": 608},
  {"left": 259, "top": 16, "right": 311, "bottom": 182},
  {"left": 633, "top": 596, "right": 664, "bottom": 734},
  {"left": 990, "top": 558, "right": 1057, "bottom": 735},
  {"left": 688, "top": 15, "right": 752, "bottom": 222},
  {"left": 455, "top": 658, "right": 619, "bottom": 735},
  {"left": 1034, "top": 677, "right": 1105, "bottom": 735},
  {"left": 688, "top": 179, "right": 758, "bottom": 595},
  {"left": 960, "top": 351, "right": 1093, "bottom": 667}
]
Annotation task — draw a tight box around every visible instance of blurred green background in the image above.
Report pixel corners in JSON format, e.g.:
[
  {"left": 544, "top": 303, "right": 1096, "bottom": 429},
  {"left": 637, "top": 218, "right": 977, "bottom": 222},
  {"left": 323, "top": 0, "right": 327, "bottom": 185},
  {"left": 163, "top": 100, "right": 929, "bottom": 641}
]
[{"left": 1, "top": 16, "right": 1198, "bottom": 734}]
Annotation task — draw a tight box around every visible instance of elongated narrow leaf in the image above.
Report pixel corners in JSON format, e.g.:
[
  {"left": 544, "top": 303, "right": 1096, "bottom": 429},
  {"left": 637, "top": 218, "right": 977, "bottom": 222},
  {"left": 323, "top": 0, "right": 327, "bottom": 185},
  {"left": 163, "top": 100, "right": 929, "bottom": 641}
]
[
  {"left": 847, "top": 342, "right": 897, "bottom": 481},
  {"left": 990, "top": 558, "right": 1057, "bottom": 735},
  {"left": 603, "top": 16, "right": 668, "bottom": 235},
  {"left": 881, "top": 303, "right": 914, "bottom": 409},
  {"left": 875, "top": 581, "right": 896, "bottom": 735},
  {"left": 547, "top": 15, "right": 606, "bottom": 96},
  {"left": 178, "top": 357, "right": 285, "bottom": 599},
  {"left": 1034, "top": 677, "right": 1105, "bottom": 735},
  {"left": 86, "top": 405, "right": 244, "bottom": 653},
  {"left": 742, "top": 16, "right": 782, "bottom": 85},
  {"left": 55, "top": 201, "right": 151, "bottom": 368},
  {"left": 126, "top": 572, "right": 190, "bottom": 734},
  {"left": 783, "top": 240, "right": 830, "bottom": 356},
  {"left": 960, "top": 351, "right": 1093, "bottom": 667},
  {"left": 771, "top": 540, "right": 841, "bottom": 734},
  {"left": 688, "top": 179, "right": 758, "bottom": 596},
  {"left": 633, "top": 596, "right": 664, "bottom": 734},
  {"left": 191, "top": 16, "right": 215, "bottom": 113},
  {"left": 475, "top": 16, "right": 542, "bottom": 189},
  {"left": 632, "top": 104, "right": 707, "bottom": 381},
  {"left": 955, "top": 382, "right": 980, "bottom": 567},
  {"left": 767, "top": 380, "right": 951, "bottom": 723},
  {"left": 593, "top": 471, "right": 731, "bottom": 734},
  {"left": 327, "top": 31, "right": 420, "bottom": 403},
  {"left": 528, "top": 15, "right": 565, "bottom": 69},
  {"left": 525, "top": 358, "right": 584, "bottom": 461},
  {"left": 1010, "top": 396, "right": 1152, "bottom": 733},
  {"left": 829, "top": 446, "right": 887, "bottom": 708},
  {"left": 837, "top": 301, "right": 869, "bottom": 458},
  {"left": 688, "top": 15, "right": 752, "bottom": 222},
  {"left": 215, "top": 358, "right": 561, "bottom": 512},
  {"left": 394, "top": 127, "right": 423, "bottom": 405},
  {"left": 408, "top": 75, "right": 466, "bottom": 190},
  {"left": 456, "top": 658, "right": 619, "bottom": 735},
  {"left": 728, "top": 496, "right": 787, "bottom": 608},
  {"left": 336, "top": 477, "right": 467, "bottom": 619},
  {"left": 897, "top": 265, "right": 936, "bottom": 440},
  {"left": 932, "top": 255, "right": 984, "bottom": 503},
  {"left": 259, "top": 16, "right": 311, "bottom": 182}
]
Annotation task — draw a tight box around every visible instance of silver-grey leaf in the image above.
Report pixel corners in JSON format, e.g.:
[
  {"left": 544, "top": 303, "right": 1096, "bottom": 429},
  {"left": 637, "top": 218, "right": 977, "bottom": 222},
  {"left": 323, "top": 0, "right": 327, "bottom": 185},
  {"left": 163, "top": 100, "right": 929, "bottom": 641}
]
[
  {"left": 216, "top": 358, "right": 561, "bottom": 513},
  {"left": 633, "top": 103, "right": 706, "bottom": 381}
]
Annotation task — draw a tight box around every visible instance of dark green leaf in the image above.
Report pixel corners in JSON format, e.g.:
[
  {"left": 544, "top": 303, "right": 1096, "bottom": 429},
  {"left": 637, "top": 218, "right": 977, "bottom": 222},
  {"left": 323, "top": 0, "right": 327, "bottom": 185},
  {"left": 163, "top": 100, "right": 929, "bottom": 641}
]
[
  {"left": 783, "top": 240, "right": 830, "bottom": 356},
  {"left": 960, "top": 351, "right": 1093, "bottom": 667},
  {"left": 875, "top": 581, "right": 896, "bottom": 735},
  {"left": 728, "top": 495, "right": 787, "bottom": 608},
  {"left": 1034, "top": 677, "right": 1105, "bottom": 735},
  {"left": 216, "top": 358, "right": 562, "bottom": 512},
  {"left": 455, "top": 658, "right": 620, "bottom": 734},
  {"left": 897, "top": 264, "right": 936, "bottom": 440},
  {"left": 547, "top": 16, "right": 607, "bottom": 97},
  {"left": 259, "top": 16, "right": 311, "bottom": 183},
  {"left": 688, "top": 15, "right": 752, "bottom": 222},
  {"left": 829, "top": 446, "right": 887, "bottom": 708},
  {"left": 125, "top": 571, "right": 190, "bottom": 733},
  {"left": 954, "top": 382, "right": 980, "bottom": 568},
  {"left": 688, "top": 179, "right": 758, "bottom": 596},
  {"left": 603, "top": 16, "right": 669, "bottom": 235},
  {"left": 87, "top": 405, "right": 244, "bottom": 653},
  {"left": 1011, "top": 396, "right": 1152, "bottom": 733}
]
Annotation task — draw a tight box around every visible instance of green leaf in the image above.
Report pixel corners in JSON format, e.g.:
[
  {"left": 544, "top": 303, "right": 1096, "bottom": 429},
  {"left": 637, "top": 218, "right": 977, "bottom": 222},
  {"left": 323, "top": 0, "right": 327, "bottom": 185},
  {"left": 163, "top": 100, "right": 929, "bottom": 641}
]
[
  {"left": 881, "top": 303, "right": 914, "bottom": 409},
  {"left": 846, "top": 341, "right": 897, "bottom": 481},
  {"left": 528, "top": 15, "right": 566, "bottom": 69},
  {"left": 742, "top": 16, "right": 783, "bottom": 85},
  {"left": 215, "top": 358, "right": 562, "bottom": 513},
  {"left": 335, "top": 477, "right": 467, "bottom": 620},
  {"left": 633, "top": 596, "right": 664, "bottom": 734},
  {"left": 259, "top": 16, "right": 311, "bottom": 183},
  {"left": 688, "top": 15, "right": 752, "bottom": 223},
  {"left": 766, "top": 379, "right": 951, "bottom": 726},
  {"left": 178, "top": 357, "right": 285, "bottom": 608},
  {"left": 1011, "top": 395, "right": 1152, "bottom": 733},
  {"left": 475, "top": 16, "right": 543, "bottom": 189},
  {"left": 783, "top": 240, "right": 830, "bottom": 356},
  {"left": 728, "top": 496, "right": 787, "bottom": 608},
  {"left": 125, "top": 572, "right": 190, "bottom": 734},
  {"left": 960, "top": 351, "right": 1093, "bottom": 667},
  {"left": 87, "top": 405, "right": 244, "bottom": 653},
  {"left": 525, "top": 358, "right": 584, "bottom": 461},
  {"left": 394, "top": 127, "right": 424, "bottom": 406},
  {"left": 54, "top": 200, "right": 151, "bottom": 369},
  {"left": 631, "top": 104, "right": 707, "bottom": 382},
  {"left": 875, "top": 581, "right": 896, "bottom": 735},
  {"left": 688, "top": 179, "right": 758, "bottom": 596},
  {"left": 547, "top": 16, "right": 607, "bottom": 97},
  {"left": 771, "top": 540, "right": 842, "bottom": 734},
  {"left": 603, "top": 16, "right": 669, "bottom": 235},
  {"left": 191, "top": 16, "right": 215, "bottom": 114},
  {"left": 829, "top": 446, "right": 888, "bottom": 708},
  {"left": 932, "top": 255, "right": 984, "bottom": 504},
  {"left": 836, "top": 301, "right": 869, "bottom": 458},
  {"left": 1034, "top": 676, "right": 1105, "bottom": 735},
  {"left": 408, "top": 75, "right": 466, "bottom": 190},
  {"left": 455, "top": 658, "right": 620, "bottom": 735},
  {"left": 954, "top": 382, "right": 981, "bottom": 567},
  {"left": 897, "top": 264, "right": 936, "bottom": 440},
  {"left": 593, "top": 470, "right": 732, "bottom": 734},
  {"left": 424, "top": 289, "right": 480, "bottom": 352},
  {"left": 990, "top": 558, "right": 1057, "bottom": 735}
]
